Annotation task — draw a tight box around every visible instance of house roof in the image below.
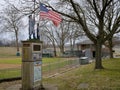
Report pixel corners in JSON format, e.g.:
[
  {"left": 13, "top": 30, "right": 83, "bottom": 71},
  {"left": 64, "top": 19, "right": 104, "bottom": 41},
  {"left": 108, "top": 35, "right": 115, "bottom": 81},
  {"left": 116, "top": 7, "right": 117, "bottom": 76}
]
[{"left": 77, "top": 39, "right": 94, "bottom": 45}]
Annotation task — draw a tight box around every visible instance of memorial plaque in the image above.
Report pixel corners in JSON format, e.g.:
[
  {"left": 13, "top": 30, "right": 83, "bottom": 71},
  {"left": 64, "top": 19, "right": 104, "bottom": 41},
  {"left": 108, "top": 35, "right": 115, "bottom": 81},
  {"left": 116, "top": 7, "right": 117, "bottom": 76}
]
[
  {"left": 33, "top": 45, "right": 41, "bottom": 51},
  {"left": 34, "top": 61, "right": 42, "bottom": 82}
]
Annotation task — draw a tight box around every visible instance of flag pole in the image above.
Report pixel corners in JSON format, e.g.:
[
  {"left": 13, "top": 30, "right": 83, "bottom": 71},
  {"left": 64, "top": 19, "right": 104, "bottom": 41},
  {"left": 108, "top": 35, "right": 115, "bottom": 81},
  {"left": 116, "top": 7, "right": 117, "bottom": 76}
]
[
  {"left": 33, "top": 0, "right": 36, "bottom": 39},
  {"left": 38, "top": 1, "right": 45, "bottom": 89},
  {"left": 33, "top": 0, "right": 35, "bottom": 17},
  {"left": 38, "top": 1, "right": 41, "bottom": 40}
]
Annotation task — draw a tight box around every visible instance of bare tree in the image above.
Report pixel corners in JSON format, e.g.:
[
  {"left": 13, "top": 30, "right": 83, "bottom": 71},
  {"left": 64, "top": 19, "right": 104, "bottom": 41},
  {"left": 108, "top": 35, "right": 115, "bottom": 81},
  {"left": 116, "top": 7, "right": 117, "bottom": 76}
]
[
  {"left": 104, "top": 1, "right": 120, "bottom": 58},
  {"left": 0, "top": 5, "right": 24, "bottom": 56},
  {"left": 47, "top": 0, "right": 120, "bottom": 69},
  {"left": 10, "top": 0, "right": 119, "bottom": 68},
  {"left": 55, "top": 21, "right": 71, "bottom": 54},
  {"left": 68, "top": 22, "right": 84, "bottom": 52},
  {"left": 41, "top": 23, "right": 58, "bottom": 57},
  {"left": 41, "top": 21, "right": 70, "bottom": 55}
]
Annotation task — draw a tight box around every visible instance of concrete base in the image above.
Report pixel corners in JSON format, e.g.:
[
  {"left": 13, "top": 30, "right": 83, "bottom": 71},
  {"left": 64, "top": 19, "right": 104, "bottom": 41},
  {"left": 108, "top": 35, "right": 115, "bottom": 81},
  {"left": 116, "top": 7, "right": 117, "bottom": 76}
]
[{"left": 6, "top": 84, "right": 58, "bottom": 90}]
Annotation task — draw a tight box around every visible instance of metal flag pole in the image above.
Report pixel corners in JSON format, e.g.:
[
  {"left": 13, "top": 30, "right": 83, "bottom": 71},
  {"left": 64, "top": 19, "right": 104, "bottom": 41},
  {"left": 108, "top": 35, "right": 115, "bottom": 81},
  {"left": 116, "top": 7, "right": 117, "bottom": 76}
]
[
  {"left": 34, "top": 0, "right": 35, "bottom": 16},
  {"left": 33, "top": 0, "right": 36, "bottom": 39},
  {"left": 36, "top": 0, "right": 42, "bottom": 40},
  {"left": 38, "top": 1, "right": 45, "bottom": 89}
]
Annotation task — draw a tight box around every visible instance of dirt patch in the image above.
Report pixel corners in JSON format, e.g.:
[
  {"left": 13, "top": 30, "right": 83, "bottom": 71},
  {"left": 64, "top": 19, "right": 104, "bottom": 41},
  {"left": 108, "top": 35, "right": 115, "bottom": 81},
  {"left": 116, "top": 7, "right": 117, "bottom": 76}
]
[
  {"left": 0, "top": 80, "right": 21, "bottom": 90},
  {"left": 0, "top": 64, "right": 21, "bottom": 69}
]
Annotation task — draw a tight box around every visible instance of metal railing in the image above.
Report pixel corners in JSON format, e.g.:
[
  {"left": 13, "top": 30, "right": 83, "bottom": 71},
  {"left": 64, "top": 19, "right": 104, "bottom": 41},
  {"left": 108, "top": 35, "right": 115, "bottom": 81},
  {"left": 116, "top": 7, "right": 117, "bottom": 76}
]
[{"left": 0, "top": 57, "right": 80, "bottom": 82}]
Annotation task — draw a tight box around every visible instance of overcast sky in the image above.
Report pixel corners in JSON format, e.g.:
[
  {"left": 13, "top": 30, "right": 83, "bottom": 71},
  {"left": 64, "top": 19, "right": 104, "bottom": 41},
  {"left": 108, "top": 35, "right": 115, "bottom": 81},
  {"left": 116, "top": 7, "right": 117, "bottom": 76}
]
[
  {"left": 0, "top": 0, "right": 29, "bottom": 42},
  {"left": 0, "top": 0, "right": 80, "bottom": 42},
  {"left": 0, "top": 0, "right": 55, "bottom": 42},
  {"left": 0, "top": 0, "right": 5, "bottom": 10}
]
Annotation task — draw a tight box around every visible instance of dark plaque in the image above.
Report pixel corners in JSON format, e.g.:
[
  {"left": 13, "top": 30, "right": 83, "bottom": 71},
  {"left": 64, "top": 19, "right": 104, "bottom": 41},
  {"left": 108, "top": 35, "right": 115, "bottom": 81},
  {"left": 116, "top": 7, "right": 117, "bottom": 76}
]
[{"left": 33, "top": 45, "right": 41, "bottom": 51}]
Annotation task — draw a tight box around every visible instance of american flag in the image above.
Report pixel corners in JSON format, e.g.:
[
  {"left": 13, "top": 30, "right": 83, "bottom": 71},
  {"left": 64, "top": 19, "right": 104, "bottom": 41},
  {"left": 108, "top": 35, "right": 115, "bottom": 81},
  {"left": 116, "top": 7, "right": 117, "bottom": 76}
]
[{"left": 40, "top": 3, "right": 62, "bottom": 27}]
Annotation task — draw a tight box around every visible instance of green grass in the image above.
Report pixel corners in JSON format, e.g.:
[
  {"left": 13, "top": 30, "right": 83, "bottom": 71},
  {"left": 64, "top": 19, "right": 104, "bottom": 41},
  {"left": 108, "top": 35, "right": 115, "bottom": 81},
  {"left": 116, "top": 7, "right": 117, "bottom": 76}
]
[
  {"left": 1, "top": 47, "right": 120, "bottom": 89},
  {"left": 0, "top": 57, "right": 63, "bottom": 64},
  {"left": 0, "top": 47, "right": 63, "bottom": 64},
  {"left": 0, "top": 69, "right": 21, "bottom": 79},
  {"left": 43, "top": 58, "right": 120, "bottom": 90},
  {"left": 42, "top": 58, "right": 62, "bottom": 64},
  {"left": 43, "top": 59, "right": 78, "bottom": 72},
  {"left": 0, "top": 57, "right": 68, "bottom": 79},
  {"left": 0, "top": 47, "right": 21, "bottom": 57},
  {"left": 43, "top": 60, "right": 68, "bottom": 72},
  {"left": 0, "top": 57, "right": 76, "bottom": 79},
  {"left": 0, "top": 56, "right": 120, "bottom": 89},
  {"left": 0, "top": 58, "right": 21, "bottom": 64}
]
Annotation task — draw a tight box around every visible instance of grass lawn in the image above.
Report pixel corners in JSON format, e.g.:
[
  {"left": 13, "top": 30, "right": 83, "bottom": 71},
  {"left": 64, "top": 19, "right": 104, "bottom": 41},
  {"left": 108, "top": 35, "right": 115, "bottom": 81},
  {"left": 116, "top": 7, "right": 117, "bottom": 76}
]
[
  {"left": 0, "top": 57, "right": 67, "bottom": 79},
  {"left": 0, "top": 57, "right": 64, "bottom": 64},
  {"left": 0, "top": 57, "right": 120, "bottom": 89},
  {"left": 0, "top": 69, "right": 21, "bottom": 79},
  {"left": 42, "top": 58, "right": 62, "bottom": 64},
  {"left": 43, "top": 59, "right": 74, "bottom": 72},
  {"left": 0, "top": 58, "right": 21, "bottom": 64},
  {"left": 0, "top": 47, "right": 21, "bottom": 57},
  {"left": 43, "top": 58, "right": 120, "bottom": 90},
  {"left": 0, "top": 47, "right": 120, "bottom": 89}
]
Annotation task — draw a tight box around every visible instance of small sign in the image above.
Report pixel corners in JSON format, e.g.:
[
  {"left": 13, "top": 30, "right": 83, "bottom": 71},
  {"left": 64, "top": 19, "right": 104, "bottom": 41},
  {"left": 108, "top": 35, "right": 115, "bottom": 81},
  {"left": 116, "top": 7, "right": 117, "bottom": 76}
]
[
  {"left": 32, "top": 53, "right": 42, "bottom": 61},
  {"left": 34, "top": 61, "right": 42, "bottom": 82}
]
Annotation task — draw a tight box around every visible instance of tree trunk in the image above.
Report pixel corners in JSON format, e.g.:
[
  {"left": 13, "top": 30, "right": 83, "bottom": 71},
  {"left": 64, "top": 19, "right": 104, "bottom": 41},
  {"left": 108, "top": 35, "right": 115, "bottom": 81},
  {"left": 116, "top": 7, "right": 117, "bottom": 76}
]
[
  {"left": 53, "top": 43, "right": 57, "bottom": 57},
  {"left": 95, "top": 41, "right": 104, "bottom": 69},
  {"left": 70, "top": 38, "right": 73, "bottom": 52},
  {"left": 108, "top": 39, "right": 114, "bottom": 58},
  {"left": 15, "top": 30, "right": 20, "bottom": 55},
  {"left": 60, "top": 44, "right": 64, "bottom": 54}
]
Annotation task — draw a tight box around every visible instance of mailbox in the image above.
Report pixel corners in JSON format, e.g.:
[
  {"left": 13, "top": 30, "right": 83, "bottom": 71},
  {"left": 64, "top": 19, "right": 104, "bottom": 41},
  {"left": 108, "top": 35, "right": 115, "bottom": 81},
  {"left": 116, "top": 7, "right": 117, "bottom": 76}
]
[{"left": 21, "top": 41, "right": 43, "bottom": 90}]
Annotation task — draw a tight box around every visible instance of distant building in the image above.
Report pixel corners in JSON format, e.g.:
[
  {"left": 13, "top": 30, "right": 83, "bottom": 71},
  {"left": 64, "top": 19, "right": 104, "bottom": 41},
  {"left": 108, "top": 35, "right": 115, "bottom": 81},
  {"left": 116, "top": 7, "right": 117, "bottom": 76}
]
[
  {"left": 76, "top": 40, "right": 94, "bottom": 51},
  {"left": 76, "top": 39, "right": 110, "bottom": 58}
]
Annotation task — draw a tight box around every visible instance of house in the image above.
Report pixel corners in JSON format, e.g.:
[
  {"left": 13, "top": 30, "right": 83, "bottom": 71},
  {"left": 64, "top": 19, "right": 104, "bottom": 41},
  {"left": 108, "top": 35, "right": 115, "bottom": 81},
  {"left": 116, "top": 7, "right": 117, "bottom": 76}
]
[
  {"left": 76, "top": 39, "right": 110, "bottom": 58},
  {"left": 76, "top": 40, "right": 94, "bottom": 51}
]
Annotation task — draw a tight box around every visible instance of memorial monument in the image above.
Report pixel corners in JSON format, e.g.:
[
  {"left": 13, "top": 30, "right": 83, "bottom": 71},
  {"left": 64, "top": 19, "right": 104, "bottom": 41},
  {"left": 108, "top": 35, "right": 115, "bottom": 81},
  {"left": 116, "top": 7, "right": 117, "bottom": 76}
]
[
  {"left": 21, "top": 41, "right": 44, "bottom": 90},
  {"left": 21, "top": 1, "right": 43, "bottom": 89},
  {"left": 21, "top": 1, "right": 59, "bottom": 90}
]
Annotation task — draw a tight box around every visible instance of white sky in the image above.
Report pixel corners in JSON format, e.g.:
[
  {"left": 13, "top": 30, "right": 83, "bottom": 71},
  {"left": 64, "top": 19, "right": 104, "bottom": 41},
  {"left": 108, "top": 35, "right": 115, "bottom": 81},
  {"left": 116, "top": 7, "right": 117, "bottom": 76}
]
[
  {"left": 0, "top": 0, "right": 29, "bottom": 41},
  {"left": 0, "top": 0, "right": 75, "bottom": 42},
  {"left": 0, "top": 0, "right": 5, "bottom": 10}
]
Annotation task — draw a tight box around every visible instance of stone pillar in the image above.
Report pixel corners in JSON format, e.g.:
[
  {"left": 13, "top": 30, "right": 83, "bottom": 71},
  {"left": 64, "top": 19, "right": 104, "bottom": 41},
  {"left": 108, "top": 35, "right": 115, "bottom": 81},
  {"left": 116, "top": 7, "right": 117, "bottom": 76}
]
[{"left": 21, "top": 41, "right": 43, "bottom": 90}]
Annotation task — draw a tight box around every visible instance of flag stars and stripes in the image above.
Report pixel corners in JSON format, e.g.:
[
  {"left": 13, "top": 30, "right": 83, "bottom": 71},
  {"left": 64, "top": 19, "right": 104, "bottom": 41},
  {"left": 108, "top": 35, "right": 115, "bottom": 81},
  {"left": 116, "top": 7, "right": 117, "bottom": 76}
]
[{"left": 39, "top": 3, "right": 62, "bottom": 27}]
